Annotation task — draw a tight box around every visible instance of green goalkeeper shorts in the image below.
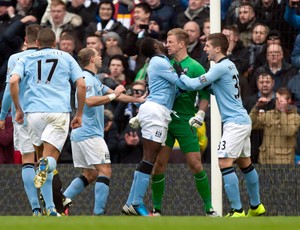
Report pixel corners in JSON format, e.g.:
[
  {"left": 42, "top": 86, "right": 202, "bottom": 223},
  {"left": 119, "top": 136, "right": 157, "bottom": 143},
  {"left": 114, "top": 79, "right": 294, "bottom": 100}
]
[{"left": 165, "top": 114, "right": 200, "bottom": 154}]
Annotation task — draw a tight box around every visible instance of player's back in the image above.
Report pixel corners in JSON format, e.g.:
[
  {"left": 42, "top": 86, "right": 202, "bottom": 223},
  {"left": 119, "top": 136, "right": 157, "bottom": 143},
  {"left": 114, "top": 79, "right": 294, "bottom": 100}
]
[
  {"left": 210, "top": 58, "right": 251, "bottom": 125},
  {"left": 146, "top": 55, "right": 177, "bottom": 110},
  {"left": 13, "top": 48, "right": 83, "bottom": 113},
  {"left": 6, "top": 49, "right": 37, "bottom": 120}
]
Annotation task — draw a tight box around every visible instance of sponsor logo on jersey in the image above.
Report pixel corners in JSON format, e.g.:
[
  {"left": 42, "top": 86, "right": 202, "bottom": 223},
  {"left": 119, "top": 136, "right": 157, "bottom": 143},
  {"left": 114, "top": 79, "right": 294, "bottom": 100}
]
[
  {"left": 200, "top": 75, "right": 207, "bottom": 83},
  {"left": 86, "top": 86, "right": 92, "bottom": 92}
]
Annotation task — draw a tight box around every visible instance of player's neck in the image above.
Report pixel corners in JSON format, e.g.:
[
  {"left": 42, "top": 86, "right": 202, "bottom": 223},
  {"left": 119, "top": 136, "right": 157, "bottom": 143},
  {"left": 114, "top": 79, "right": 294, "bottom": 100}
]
[
  {"left": 174, "top": 50, "right": 188, "bottom": 62},
  {"left": 84, "top": 64, "right": 97, "bottom": 74},
  {"left": 215, "top": 54, "right": 226, "bottom": 63}
]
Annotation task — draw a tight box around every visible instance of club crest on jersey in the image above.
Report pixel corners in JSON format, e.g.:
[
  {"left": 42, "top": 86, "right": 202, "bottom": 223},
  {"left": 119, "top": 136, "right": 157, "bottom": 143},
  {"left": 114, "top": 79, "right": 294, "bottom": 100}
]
[
  {"left": 183, "top": 67, "right": 188, "bottom": 74},
  {"left": 170, "top": 66, "right": 175, "bottom": 72},
  {"left": 200, "top": 75, "right": 207, "bottom": 83},
  {"left": 155, "top": 130, "right": 162, "bottom": 138},
  {"left": 86, "top": 86, "right": 92, "bottom": 92}
]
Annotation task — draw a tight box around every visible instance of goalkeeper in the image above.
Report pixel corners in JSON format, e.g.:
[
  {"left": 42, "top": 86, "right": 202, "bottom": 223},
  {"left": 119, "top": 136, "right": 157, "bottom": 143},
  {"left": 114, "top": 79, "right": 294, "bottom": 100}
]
[{"left": 150, "top": 28, "right": 217, "bottom": 216}]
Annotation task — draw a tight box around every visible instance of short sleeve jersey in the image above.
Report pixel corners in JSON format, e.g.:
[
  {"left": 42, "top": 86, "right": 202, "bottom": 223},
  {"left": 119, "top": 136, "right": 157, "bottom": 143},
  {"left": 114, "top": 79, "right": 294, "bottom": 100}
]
[
  {"left": 146, "top": 55, "right": 179, "bottom": 110},
  {"left": 201, "top": 58, "right": 251, "bottom": 124},
  {"left": 11, "top": 48, "right": 83, "bottom": 113},
  {"left": 71, "top": 69, "right": 109, "bottom": 142}
]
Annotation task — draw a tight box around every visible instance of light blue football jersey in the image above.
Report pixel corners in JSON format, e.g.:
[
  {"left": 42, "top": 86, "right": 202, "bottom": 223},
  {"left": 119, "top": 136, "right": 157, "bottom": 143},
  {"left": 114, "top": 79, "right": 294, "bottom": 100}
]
[
  {"left": 0, "top": 48, "right": 37, "bottom": 122},
  {"left": 146, "top": 55, "right": 179, "bottom": 110},
  {"left": 11, "top": 48, "right": 83, "bottom": 113},
  {"left": 71, "top": 70, "right": 109, "bottom": 142},
  {"left": 178, "top": 57, "right": 251, "bottom": 125}
]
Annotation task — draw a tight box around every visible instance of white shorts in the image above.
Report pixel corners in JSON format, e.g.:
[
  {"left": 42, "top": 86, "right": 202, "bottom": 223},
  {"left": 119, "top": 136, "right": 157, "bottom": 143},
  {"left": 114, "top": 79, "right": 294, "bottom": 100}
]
[
  {"left": 71, "top": 137, "right": 111, "bottom": 169},
  {"left": 26, "top": 113, "right": 70, "bottom": 152},
  {"left": 138, "top": 101, "right": 171, "bottom": 144},
  {"left": 218, "top": 122, "right": 251, "bottom": 159},
  {"left": 13, "top": 122, "right": 35, "bottom": 154}
]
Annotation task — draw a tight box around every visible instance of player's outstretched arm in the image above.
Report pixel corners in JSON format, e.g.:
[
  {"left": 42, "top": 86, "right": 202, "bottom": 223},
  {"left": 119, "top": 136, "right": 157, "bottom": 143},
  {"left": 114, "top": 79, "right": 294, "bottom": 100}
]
[{"left": 177, "top": 74, "right": 204, "bottom": 90}]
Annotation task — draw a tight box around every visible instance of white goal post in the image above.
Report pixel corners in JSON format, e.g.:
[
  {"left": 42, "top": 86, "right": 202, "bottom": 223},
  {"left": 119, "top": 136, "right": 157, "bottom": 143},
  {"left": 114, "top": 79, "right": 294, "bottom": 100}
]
[{"left": 209, "top": 0, "right": 223, "bottom": 216}]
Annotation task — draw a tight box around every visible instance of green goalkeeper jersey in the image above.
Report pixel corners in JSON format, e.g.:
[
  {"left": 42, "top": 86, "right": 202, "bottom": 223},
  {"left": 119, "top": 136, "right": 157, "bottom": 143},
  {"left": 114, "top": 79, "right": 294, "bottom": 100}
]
[{"left": 171, "top": 56, "right": 209, "bottom": 115}]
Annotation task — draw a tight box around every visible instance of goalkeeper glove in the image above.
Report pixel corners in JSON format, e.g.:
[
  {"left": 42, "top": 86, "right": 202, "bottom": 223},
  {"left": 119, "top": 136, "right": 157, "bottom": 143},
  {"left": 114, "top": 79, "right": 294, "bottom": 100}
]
[
  {"left": 129, "top": 115, "right": 140, "bottom": 129},
  {"left": 189, "top": 110, "right": 205, "bottom": 128}
]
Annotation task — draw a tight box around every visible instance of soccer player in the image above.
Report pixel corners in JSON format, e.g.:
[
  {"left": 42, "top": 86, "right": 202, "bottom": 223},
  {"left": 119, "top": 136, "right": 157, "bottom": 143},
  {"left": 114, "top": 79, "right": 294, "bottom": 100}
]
[
  {"left": 122, "top": 37, "right": 186, "bottom": 216},
  {"left": 0, "top": 24, "right": 43, "bottom": 216},
  {"left": 178, "top": 33, "right": 266, "bottom": 217},
  {"left": 9, "top": 28, "right": 86, "bottom": 216},
  {"left": 62, "top": 47, "right": 145, "bottom": 215},
  {"left": 150, "top": 28, "right": 217, "bottom": 216}
]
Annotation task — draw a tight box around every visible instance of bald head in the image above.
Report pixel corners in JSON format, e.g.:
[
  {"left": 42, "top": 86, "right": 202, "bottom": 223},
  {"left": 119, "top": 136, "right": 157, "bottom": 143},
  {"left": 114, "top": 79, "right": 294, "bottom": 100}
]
[{"left": 183, "top": 21, "right": 200, "bottom": 44}]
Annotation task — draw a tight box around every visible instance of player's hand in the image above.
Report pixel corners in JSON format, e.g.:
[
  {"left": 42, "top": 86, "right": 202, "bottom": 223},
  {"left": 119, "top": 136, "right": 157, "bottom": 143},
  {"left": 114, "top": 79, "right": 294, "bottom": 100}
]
[
  {"left": 114, "top": 85, "right": 126, "bottom": 97},
  {"left": 15, "top": 110, "right": 24, "bottom": 124},
  {"left": 0, "top": 120, "right": 5, "bottom": 130},
  {"left": 189, "top": 110, "right": 205, "bottom": 128},
  {"left": 71, "top": 116, "right": 82, "bottom": 129},
  {"left": 173, "top": 62, "right": 184, "bottom": 77},
  {"left": 129, "top": 115, "right": 140, "bottom": 129}
]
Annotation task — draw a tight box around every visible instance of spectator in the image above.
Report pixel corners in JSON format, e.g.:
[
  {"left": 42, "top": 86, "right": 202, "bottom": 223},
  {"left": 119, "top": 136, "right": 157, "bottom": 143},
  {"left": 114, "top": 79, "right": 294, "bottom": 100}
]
[
  {"left": 104, "top": 54, "right": 135, "bottom": 112},
  {"left": 41, "top": 0, "right": 83, "bottom": 46},
  {"left": 114, "top": 80, "right": 146, "bottom": 134},
  {"left": 145, "top": 0, "right": 176, "bottom": 32},
  {"left": 254, "top": 0, "right": 291, "bottom": 50},
  {"left": 253, "top": 30, "right": 290, "bottom": 69},
  {"left": 58, "top": 32, "right": 77, "bottom": 59},
  {"left": 284, "top": 0, "right": 300, "bottom": 31},
  {"left": 104, "top": 109, "right": 120, "bottom": 163},
  {"left": 250, "top": 87, "right": 300, "bottom": 164},
  {"left": 0, "top": 113, "right": 14, "bottom": 164},
  {"left": 199, "top": 17, "right": 210, "bottom": 45},
  {"left": 0, "top": 0, "right": 22, "bottom": 93},
  {"left": 85, "top": 0, "right": 128, "bottom": 44},
  {"left": 224, "top": 0, "right": 259, "bottom": 26},
  {"left": 123, "top": 2, "right": 152, "bottom": 74},
  {"left": 287, "top": 70, "right": 300, "bottom": 164},
  {"left": 222, "top": 25, "right": 249, "bottom": 102},
  {"left": 291, "top": 32, "right": 300, "bottom": 71},
  {"left": 176, "top": 0, "right": 210, "bottom": 29},
  {"left": 183, "top": 20, "right": 209, "bottom": 71},
  {"left": 244, "top": 72, "right": 275, "bottom": 163},
  {"left": 113, "top": 0, "right": 135, "bottom": 29},
  {"left": 118, "top": 125, "right": 143, "bottom": 163},
  {"left": 147, "top": 15, "right": 167, "bottom": 41},
  {"left": 101, "top": 31, "right": 124, "bottom": 72},
  {"left": 107, "top": 54, "right": 135, "bottom": 87},
  {"left": 221, "top": 0, "right": 232, "bottom": 24},
  {"left": 15, "top": 0, "right": 48, "bottom": 23},
  {"left": 85, "top": 33, "right": 103, "bottom": 53},
  {"left": 66, "top": 0, "right": 98, "bottom": 27},
  {"left": 247, "top": 23, "right": 269, "bottom": 78},
  {"left": 250, "top": 43, "right": 298, "bottom": 95},
  {"left": 235, "top": 2, "right": 257, "bottom": 47},
  {"left": 117, "top": 81, "right": 146, "bottom": 163}
]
